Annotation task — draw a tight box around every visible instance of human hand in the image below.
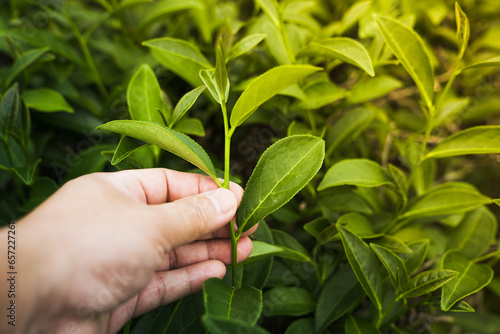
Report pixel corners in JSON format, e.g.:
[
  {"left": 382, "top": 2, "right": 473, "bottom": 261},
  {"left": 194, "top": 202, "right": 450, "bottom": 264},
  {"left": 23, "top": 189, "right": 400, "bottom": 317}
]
[{"left": 0, "top": 169, "right": 254, "bottom": 333}]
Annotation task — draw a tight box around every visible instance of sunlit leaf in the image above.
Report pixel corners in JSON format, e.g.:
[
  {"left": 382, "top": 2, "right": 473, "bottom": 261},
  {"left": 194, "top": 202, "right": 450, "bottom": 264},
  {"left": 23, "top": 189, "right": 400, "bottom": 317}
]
[
  {"left": 237, "top": 135, "right": 324, "bottom": 233},
  {"left": 441, "top": 250, "right": 494, "bottom": 311},
  {"left": 263, "top": 287, "right": 315, "bottom": 316},
  {"left": 5, "top": 48, "right": 49, "bottom": 87},
  {"left": 230, "top": 65, "right": 321, "bottom": 128},
  {"left": 455, "top": 2, "right": 470, "bottom": 59},
  {"left": 226, "top": 34, "right": 267, "bottom": 63},
  {"left": 297, "top": 38, "right": 375, "bottom": 76},
  {"left": 374, "top": 14, "right": 434, "bottom": 108},
  {"left": 170, "top": 86, "right": 206, "bottom": 127},
  {"left": 400, "top": 269, "right": 458, "bottom": 299},
  {"left": 97, "top": 121, "right": 217, "bottom": 179}
]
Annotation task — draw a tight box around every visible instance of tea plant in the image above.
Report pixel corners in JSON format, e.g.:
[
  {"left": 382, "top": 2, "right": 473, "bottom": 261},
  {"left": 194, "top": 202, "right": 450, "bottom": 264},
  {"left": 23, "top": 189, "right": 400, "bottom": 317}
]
[{"left": 2, "top": 0, "right": 500, "bottom": 333}]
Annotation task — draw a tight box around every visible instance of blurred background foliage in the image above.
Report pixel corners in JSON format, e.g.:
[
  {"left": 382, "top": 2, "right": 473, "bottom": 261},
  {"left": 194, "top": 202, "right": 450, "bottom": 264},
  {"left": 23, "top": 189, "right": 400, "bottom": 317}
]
[{"left": 2, "top": 0, "right": 500, "bottom": 333}]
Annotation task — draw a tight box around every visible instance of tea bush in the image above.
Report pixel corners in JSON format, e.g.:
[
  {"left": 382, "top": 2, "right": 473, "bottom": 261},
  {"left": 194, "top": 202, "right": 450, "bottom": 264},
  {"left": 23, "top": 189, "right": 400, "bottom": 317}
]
[{"left": 2, "top": 0, "right": 500, "bottom": 333}]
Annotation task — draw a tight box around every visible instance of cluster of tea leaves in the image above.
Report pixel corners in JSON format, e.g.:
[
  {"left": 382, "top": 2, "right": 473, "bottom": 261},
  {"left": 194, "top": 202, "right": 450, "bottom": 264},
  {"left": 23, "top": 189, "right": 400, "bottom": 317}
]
[{"left": 2, "top": 0, "right": 500, "bottom": 333}]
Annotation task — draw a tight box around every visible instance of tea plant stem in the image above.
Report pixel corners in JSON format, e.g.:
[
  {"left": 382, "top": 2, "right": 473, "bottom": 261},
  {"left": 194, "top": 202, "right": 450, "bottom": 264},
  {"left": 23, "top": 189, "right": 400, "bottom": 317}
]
[{"left": 221, "top": 101, "right": 238, "bottom": 288}]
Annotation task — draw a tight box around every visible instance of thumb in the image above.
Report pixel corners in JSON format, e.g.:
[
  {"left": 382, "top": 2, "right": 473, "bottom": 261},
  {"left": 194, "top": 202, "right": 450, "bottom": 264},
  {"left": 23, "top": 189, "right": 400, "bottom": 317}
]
[{"left": 151, "top": 188, "right": 238, "bottom": 250}]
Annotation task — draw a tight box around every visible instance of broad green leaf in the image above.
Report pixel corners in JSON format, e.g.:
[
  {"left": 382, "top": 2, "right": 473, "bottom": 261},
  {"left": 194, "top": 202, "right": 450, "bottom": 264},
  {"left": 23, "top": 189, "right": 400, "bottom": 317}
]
[
  {"left": 272, "top": 229, "right": 311, "bottom": 262},
  {"left": 338, "top": 212, "right": 375, "bottom": 237},
  {"left": 338, "top": 225, "right": 383, "bottom": 311},
  {"left": 170, "top": 86, "right": 205, "bottom": 127},
  {"left": 199, "top": 69, "right": 229, "bottom": 105},
  {"left": 245, "top": 241, "right": 283, "bottom": 263},
  {"left": 203, "top": 278, "right": 262, "bottom": 325},
  {"left": 263, "top": 287, "right": 315, "bottom": 316},
  {"left": 318, "top": 159, "right": 392, "bottom": 190},
  {"left": 426, "top": 126, "right": 500, "bottom": 159},
  {"left": 449, "top": 207, "right": 497, "bottom": 260},
  {"left": 374, "top": 15, "right": 434, "bottom": 108},
  {"left": 345, "top": 316, "right": 380, "bottom": 334},
  {"left": 293, "top": 80, "right": 345, "bottom": 110},
  {"left": 285, "top": 318, "right": 314, "bottom": 334},
  {"left": 127, "top": 64, "right": 167, "bottom": 126},
  {"left": 237, "top": 135, "right": 324, "bottom": 233},
  {"left": 97, "top": 121, "right": 217, "bottom": 179},
  {"left": 172, "top": 118, "right": 205, "bottom": 137},
  {"left": 304, "top": 217, "right": 330, "bottom": 238},
  {"left": 319, "top": 189, "right": 374, "bottom": 214},
  {"left": 255, "top": 0, "right": 280, "bottom": 28},
  {"left": 434, "top": 97, "right": 470, "bottom": 126},
  {"left": 346, "top": 75, "right": 403, "bottom": 105},
  {"left": 250, "top": 15, "right": 291, "bottom": 64},
  {"left": 22, "top": 88, "right": 73, "bottom": 113},
  {"left": 441, "top": 250, "right": 494, "bottom": 311},
  {"left": 368, "top": 235, "right": 412, "bottom": 253},
  {"left": 401, "top": 182, "right": 491, "bottom": 219},
  {"left": 424, "top": 299, "right": 475, "bottom": 312},
  {"left": 455, "top": 2, "right": 470, "bottom": 59},
  {"left": 315, "top": 264, "right": 365, "bottom": 333},
  {"left": 5, "top": 48, "right": 49, "bottom": 87},
  {"left": 202, "top": 315, "right": 270, "bottom": 334},
  {"left": 400, "top": 269, "right": 458, "bottom": 299},
  {"left": 463, "top": 56, "right": 500, "bottom": 71},
  {"left": 226, "top": 34, "right": 267, "bottom": 63},
  {"left": 399, "top": 239, "right": 430, "bottom": 275},
  {"left": 6, "top": 159, "right": 41, "bottom": 185},
  {"left": 230, "top": 65, "right": 321, "bottom": 128},
  {"left": 143, "top": 38, "right": 211, "bottom": 87},
  {"left": 242, "top": 221, "right": 275, "bottom": 289},
  {"left": 136, "top": 0, "right": 203, "bottom": 29},
  {"left": 388, "top": 164, "right": 408, "bottom": 204},
  {"left": 326, "top": 107, "right": 374, "bottom": 156},
  {"left": 371, "top": 244, "right": 408, "bottom": 291},
  {"left": 297, "top": 38, "right": 374, "bottom": 76},
  {"left": 111, "top": 137, "right": 149, "bottom": 165}
]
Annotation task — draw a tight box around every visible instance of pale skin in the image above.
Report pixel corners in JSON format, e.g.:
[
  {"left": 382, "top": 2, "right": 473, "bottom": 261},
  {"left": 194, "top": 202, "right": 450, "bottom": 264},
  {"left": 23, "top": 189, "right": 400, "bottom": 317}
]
[{"left": 0, "top": 168, "right": 255, "bottom": 334}]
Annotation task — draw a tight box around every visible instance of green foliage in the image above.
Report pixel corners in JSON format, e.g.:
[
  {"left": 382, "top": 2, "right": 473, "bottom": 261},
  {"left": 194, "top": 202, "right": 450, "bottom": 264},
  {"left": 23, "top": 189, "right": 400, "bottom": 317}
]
[{"left": 2, "top": 0, "right": 500, "bottom": 333}]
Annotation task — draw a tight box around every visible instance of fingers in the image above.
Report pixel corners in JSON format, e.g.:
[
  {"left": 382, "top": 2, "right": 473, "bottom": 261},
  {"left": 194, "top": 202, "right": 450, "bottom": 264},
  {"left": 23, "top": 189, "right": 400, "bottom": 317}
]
[
  {"left": 159, "top": 237, "right": 253, "bottom": 270},
  {"left": 132, "top": 260, "right": 226, "bottom": 317},
  {"left": 150, "top": 188, "right": 238, "bottom": 251},
  {"left": 96, "top": 168, "right": 243, "bottom": 205}
]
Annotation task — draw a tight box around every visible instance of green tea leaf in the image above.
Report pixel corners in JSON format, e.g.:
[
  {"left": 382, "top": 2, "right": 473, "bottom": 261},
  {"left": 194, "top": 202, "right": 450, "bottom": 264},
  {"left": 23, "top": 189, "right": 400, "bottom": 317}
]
[
  {"left": 449, "top": 207, "right": 497, "bottom": 260},
  {"left": 127, "top": 64, "right": 167, "bottom": 126},
  {"left": 463, "top": 56, "right": 500, "bottom": 71},
  {"left": 97, "top": 121, "right": 217, "bottom": 179},
  {"left": 202, "top": 315, "right": 270, "bottom": 334},
  {"left": 272, "top": 229, "right": 311, "bottom": 262},
  {"left": 143, "top": 38, "right": 211, "bottom": 87},
  {"left": 399, "top": 239, "right": 430, "bottom": 275},
  {"left": 401, "top": 182, "right": 491, "bottom": 219},
  {"left": 293, "top": 80, "right": 345, "bottom": 110},
  {"left": 199, "top": 69, "right": 229, "bottom": 105},
  {"left": 318, "top": 159, "right": 393, "bottom": 190},
  {"left": 371, "top": 244, "right": 408, "bottom": 291},
  {"left": 345, "top": 316, "right": 380, "bottom": 334},
  {"left": 326, "top": 107, "right": 374, "bottom": 157},
  {"left": 346, "top": 75, "right": 403, "bottom": 105},
  {"left": 237, "top": 135, "right": 324, "bottom": 233},
  {"left": 263, "top": 287, "right": 315, "bottom": 316},
  {"left": 426, "top": 126, "right": 500, "bottom": 158},
  {"left": 5, "top": 48, "right": 49, "bottom": 87},
  {"left": 215, "top": 46, "right": 229, "bottom": 103},
  {"left": 285, "top": 318, "right": 314, "bottom": 334},
  {"left": 315, "top": 265, "right": 365, "bottom": 333},
  {"left": 400, "top": 269, "right": 458, "bottom": 299},
  {"left": 455, "top": 2, "right": 470, "bottom": 59},
  {"left": 203, "top": 278, "right": 262, "bottom": 325},
  {"left": 172, "top": 118, "right": 205, "bottom": 137},
  {"left": 22, "top": 88, "right": 73, "bottom": 113},
  {"left": 297, "top": 38, "right": 374, "bottom": 76},
  {"left": 170, "top": 86, "right": 206, "bottom": 127},
  {"left": 226, "top": 34, "right": 267, "bottom": 63},
  {"left": 137, "top": 0, "right": 203, "bottom": 29},
  {"left": 230, "top": 65, "right": 321, "bottom": 128},
  {"left": 1, "top": 84, "right": 21, "bottom": 136},
  {"left": 338, "top": 225, "right": 383, "bottom": 311},
  {"left": 441, "top": 250, "right": 494, "bottom": 311},
  {"left": 374, "top": 14, "right": 434, "bottom": 108},
  {"left": 111, "top": 136, "right": 149, "bottom": 165},
  {"left": 303, "top": 217, "right": 330, "bottom": 238},
  {"left": 255, "top": 0, "right": 280, "bottom": 28},
  {"left": 245, "top": 241, "right": 283, "bottom": 263}
]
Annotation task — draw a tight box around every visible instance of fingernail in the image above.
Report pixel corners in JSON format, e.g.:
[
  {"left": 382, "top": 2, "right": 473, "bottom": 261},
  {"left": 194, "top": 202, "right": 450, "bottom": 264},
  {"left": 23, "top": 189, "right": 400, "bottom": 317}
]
[{"left": 203, "top": 188, "right": 235, "bottom": 215}]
